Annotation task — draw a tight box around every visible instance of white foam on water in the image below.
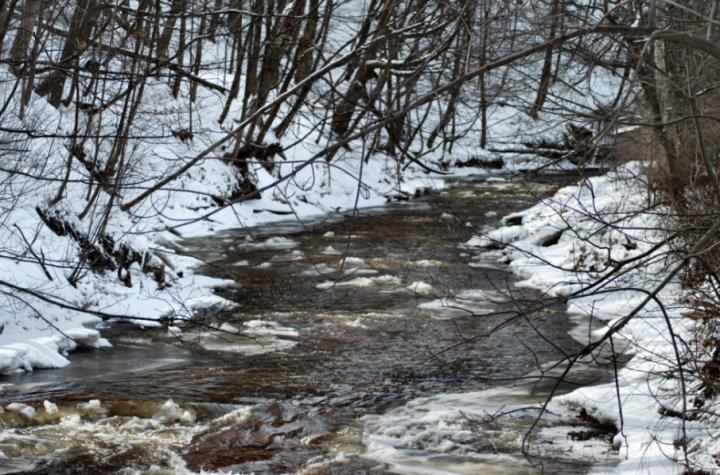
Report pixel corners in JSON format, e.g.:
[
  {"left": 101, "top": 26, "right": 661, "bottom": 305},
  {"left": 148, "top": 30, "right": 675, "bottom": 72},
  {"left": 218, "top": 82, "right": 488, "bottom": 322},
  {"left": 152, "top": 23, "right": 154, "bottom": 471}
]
[{"left": 362, "top": 386, "right": 618, "bottom": 474}]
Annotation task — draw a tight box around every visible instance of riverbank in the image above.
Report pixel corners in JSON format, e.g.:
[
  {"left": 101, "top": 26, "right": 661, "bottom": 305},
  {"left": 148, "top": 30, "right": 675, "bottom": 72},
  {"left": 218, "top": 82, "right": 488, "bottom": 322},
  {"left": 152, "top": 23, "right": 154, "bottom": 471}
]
[
  {"left": 463, "top": 161, "right": 710, "bottom": 473},
  {"left": 0, "top": 171, "right": 609, "bottom": 473},
  {"left": 0, "top": 155, "right": 470, "bottom": 376},
  {"left": 0, "top": 134, "right": 600, "bottom": 378}
]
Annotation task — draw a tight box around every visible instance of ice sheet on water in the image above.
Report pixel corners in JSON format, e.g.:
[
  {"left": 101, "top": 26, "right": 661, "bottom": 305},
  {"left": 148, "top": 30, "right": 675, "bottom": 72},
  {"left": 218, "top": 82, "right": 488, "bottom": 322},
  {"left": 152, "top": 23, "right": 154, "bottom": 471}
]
[
  {"left": 417, "top": 297, "right": 493, "bottom": 319},
  {"left": 455, "top": 289, "right": 510, "bottom": 304},
  {"left": 339, "top": 256, "right": 365, "bottom": 268},
  {"left": 236, "top": 236, "right": 298, "bottom": 250},
  {"left": 299, "top": 263, "right": 337, "bottom": 276},
  {"left": 316, "top": 275, "right": 401, "bottom": 290},
  {"left": 408, "top": 259, "right": 442, "bottom": 267},
  {"left": 405, "top": 281, "right": 434, "bottom": 296},
  {"left": 176, "top": 320, "right": 298, "bottom": 356}
]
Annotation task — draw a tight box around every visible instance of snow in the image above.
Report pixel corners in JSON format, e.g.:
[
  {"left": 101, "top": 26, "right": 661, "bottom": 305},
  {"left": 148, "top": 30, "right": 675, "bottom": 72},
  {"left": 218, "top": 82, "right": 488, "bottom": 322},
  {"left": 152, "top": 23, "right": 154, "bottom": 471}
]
[
  {"left": 363, "top": 162, "right": 715, "bottom": 473},
  {"left": 317, "top": 275, "right": 402, "bottom": 290},
  {"left": 462, "top": 162, "right": 707, "bottom": 472},
  {"left": 0, "top": 0, "right": 628, "bottom": 383},
  {"left": 405, "top": 281, "right": 435, "bottom": 296},
  {"left": 6, "top": 403, "right": 35, "bottom": 420}
]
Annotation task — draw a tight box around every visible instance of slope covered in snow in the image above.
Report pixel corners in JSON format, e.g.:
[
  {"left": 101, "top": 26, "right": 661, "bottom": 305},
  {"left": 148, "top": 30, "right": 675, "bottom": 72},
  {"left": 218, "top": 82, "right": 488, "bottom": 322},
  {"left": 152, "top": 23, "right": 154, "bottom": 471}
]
[{"left": 462, "top": 163, "right": 711, "bottom": 473}]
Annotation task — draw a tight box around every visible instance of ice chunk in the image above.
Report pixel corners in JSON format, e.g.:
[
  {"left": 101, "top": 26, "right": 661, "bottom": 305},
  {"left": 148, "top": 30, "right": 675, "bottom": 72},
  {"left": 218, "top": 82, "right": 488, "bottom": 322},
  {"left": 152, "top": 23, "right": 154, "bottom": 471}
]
[{"left": 7, "top": 402, "right": 35, "bottom": 419}]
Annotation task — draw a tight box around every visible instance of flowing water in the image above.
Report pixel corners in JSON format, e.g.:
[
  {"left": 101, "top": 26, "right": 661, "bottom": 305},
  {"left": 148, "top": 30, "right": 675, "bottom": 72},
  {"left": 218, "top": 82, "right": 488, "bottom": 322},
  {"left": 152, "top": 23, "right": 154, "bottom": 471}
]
[{"left": 0, "top": 173, "right": 620, "bottom": 474}]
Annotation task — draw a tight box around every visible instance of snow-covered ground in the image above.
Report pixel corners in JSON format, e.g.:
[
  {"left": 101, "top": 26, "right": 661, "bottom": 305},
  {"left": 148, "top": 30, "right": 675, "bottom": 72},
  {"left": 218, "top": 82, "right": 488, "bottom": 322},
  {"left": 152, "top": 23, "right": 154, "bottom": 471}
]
[
  {"left": 0, "top": 144, "right": 454, "bottom": 375},
  {"left": 363, "top": 162, "right": 719, "bottom": 473},
  {"left": 0, "top": 62, "right": 618, "bottom": 377},
  {"left": 0, "top": 0, "right": 623, "bottom": 389}
]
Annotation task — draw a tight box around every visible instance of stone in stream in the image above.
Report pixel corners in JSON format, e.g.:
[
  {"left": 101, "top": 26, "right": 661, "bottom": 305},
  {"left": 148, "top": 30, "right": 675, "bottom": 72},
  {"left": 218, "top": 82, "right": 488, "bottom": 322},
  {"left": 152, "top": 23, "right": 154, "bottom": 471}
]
[{"left": 183, "top": 402, "right": 330, "bottom": 472}]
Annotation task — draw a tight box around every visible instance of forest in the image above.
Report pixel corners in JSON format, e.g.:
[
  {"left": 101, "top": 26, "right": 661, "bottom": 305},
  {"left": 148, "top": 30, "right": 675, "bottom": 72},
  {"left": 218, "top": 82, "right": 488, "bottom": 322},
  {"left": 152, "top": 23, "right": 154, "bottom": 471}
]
[{"left": 0, "top": 0, "right": 720, "bottom": 473}]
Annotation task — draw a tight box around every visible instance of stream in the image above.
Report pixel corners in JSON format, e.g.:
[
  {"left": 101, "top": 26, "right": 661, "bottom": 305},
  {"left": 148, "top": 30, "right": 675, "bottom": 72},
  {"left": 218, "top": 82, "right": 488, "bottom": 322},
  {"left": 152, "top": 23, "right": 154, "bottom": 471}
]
[{"left": 0, "top": 172, "right": 620, "bottom": 474}]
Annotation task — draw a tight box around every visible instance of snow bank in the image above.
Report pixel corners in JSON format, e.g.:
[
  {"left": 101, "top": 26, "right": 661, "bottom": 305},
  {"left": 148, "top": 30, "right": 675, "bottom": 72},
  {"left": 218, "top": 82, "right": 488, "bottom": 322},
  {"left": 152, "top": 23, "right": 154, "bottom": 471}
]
[
  {"left": 465, "top": 162, "right": 709, "bottom": 473},
  {"left": 0, "top": 47, "right": 617, "bottom": 377}
]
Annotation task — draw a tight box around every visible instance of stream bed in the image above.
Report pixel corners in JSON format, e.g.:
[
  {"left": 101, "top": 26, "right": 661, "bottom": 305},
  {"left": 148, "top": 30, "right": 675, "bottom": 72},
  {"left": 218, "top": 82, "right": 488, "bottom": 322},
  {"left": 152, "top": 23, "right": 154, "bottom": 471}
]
[{"left": 0, "top": 173, "right": 620, "bottom": 474}]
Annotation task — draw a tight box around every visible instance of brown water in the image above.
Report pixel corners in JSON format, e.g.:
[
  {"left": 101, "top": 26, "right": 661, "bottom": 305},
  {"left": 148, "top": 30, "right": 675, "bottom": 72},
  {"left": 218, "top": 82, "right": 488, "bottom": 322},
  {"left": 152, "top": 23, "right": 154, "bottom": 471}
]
[{"left": 0, "top": 173, "right": 619, "bottom": 474}]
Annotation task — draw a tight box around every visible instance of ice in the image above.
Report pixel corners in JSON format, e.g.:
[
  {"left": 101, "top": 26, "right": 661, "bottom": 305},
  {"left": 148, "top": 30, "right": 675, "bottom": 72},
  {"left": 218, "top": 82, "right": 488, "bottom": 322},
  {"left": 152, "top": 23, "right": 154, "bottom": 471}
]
[
  {"left": 6, "top": 403, "right": 35, "bottom": 419},
  {"left": 455, "top": 289, "right": 509, "bottom": 303},
  {"left": 178, "top": 320, "right": 298, "bottom": 356},
  {"left": 417, "top": 298, "right": 492, "bottom": 319},
  {"left": 77, "top": 399, "right": 105, "bottom": 414},
  {"left": 339, "top": 257, "right": 365, "bottom": 268},
  {"left": 408, "top": 259, "right": 442, "bottom": 267},
  {"left": 317, "top": 275, "right": 402, "bottom": 290},
  {"left": 405, "top": 281, "right": 434, "bottom": 296},
  {"left": 300, "top": 263, "right": 337, "bottom": 276},
  {"left": 236, "top": 236, "right": 298, "bottom": 250},
  {"left": 243, "top": 320, "right": 299, "bottom": 338},
  {"left": 43, "top": 401, "right": 59, "bottom": 415}
]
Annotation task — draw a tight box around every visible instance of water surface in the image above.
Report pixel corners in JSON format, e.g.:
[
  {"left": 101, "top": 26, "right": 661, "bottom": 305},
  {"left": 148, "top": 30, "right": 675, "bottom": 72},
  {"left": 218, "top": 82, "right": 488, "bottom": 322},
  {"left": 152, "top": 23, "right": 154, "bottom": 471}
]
[{"left": 0, "top": 172, "right": 618, "bottom": 474}]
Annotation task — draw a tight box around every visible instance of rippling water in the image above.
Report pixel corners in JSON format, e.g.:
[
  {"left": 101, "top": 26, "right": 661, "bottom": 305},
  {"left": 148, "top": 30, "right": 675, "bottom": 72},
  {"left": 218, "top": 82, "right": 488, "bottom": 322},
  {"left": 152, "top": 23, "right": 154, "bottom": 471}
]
[{"left": 0, "top": 172, "right": 619, "bottom": 474}]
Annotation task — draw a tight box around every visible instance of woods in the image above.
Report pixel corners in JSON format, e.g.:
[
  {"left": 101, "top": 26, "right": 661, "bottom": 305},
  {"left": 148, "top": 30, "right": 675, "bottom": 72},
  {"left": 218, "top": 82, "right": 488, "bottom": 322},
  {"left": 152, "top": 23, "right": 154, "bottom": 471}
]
[{"left": 3, "top": 0, "right": 720, "bottom": 473}]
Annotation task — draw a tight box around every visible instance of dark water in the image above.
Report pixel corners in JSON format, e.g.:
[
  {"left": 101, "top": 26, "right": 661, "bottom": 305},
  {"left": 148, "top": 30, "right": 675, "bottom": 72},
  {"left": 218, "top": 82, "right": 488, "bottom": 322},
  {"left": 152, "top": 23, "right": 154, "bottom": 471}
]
[{"left": 0, "top": 172, "right": 618, "bottom": 474}]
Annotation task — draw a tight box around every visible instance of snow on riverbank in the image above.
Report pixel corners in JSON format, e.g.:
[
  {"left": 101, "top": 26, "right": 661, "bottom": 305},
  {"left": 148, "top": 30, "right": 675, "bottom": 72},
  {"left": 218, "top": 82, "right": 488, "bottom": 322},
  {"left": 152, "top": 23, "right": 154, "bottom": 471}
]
[
  {"left": 464, "top": 162, "right": 709, "bottom": 473},
  {"left": 0, "top": 57, "right": 469, "bottom": 376},
  {"left": 0, "top": 38, "right": 619, "bottom": 383},
  {"left": 0, "top": 89, "right": 579, "bottom": 376},
  {"left": 363, "top": 162, "right": 715, "bottom": 473},
  {"left": 0, "top": 152, "right": 456, "bottom": 376}
]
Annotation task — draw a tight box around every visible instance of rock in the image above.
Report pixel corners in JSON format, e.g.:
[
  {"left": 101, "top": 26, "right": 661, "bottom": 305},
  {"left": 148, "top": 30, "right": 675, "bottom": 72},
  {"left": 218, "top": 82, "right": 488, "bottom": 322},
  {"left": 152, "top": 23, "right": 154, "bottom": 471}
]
[{"left": 6, "top": 402, "right": 35, "bottom": 419}]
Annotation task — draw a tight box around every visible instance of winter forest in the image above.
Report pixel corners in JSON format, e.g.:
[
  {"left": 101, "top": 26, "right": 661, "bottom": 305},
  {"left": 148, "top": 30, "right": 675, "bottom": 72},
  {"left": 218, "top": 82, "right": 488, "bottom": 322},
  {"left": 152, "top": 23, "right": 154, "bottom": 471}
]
[{"left": 1, "top": 0, "right": 720, "bottom": 473}]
